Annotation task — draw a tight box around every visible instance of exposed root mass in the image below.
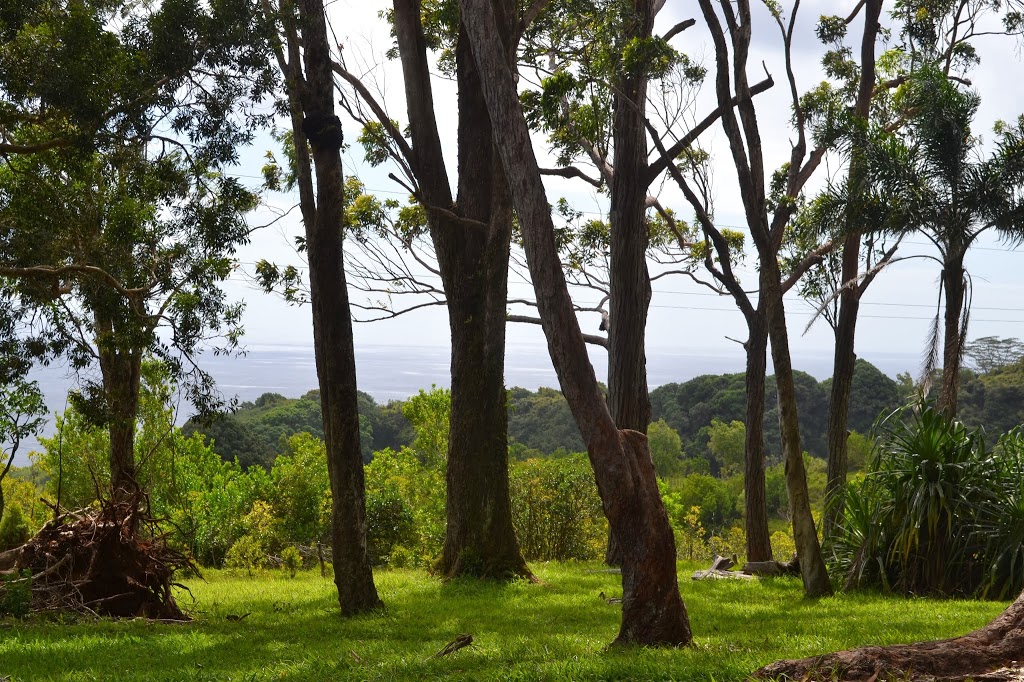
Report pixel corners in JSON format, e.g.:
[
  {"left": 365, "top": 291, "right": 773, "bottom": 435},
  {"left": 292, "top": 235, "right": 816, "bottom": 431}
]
[
  {"left": 0, "top": 497, "right": 194, "bottom": 619},
  {"left": 754, "top": 591, "right": 1024, "bottom": 681}
]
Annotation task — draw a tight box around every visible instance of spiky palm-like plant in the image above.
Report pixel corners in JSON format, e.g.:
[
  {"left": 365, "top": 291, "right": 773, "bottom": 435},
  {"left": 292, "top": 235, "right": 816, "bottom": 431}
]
[{"left": 867, "top": 69, "right": 1024, "bottom": 416}]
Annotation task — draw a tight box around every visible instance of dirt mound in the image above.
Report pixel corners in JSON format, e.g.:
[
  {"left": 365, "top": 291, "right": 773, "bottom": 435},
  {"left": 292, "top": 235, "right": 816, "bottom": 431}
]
[{"left": 0, "top": 497, "right": 194, "bottom": 620}]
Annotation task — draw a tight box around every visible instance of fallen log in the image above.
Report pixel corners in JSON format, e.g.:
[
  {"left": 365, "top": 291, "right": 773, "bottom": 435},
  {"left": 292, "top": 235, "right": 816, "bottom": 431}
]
[
  {"left": 743, "top": 558, "right": 800, "bottom": 577},
  {"left": 753, "top": 590, "right": 1024, "bottom": 681},
  {"left": 692, "top": 555, "right": 756, "bottom": 581}
]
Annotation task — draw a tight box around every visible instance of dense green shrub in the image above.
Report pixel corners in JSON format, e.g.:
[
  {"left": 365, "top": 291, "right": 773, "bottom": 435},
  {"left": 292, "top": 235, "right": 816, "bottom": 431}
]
[
  {"left": 0, "top": 570, "right": 31, "bottom": 618},
  {"left": 0, "top": 503, "right": 29, "bottom": 551},
  {"left": 831, "top": 403, "right": 1024, "bottom": 598},
  {"left": 365, "top": 481, "right": 417, "bottom": 566},
  {"left": 364, "top": 447, "right": 444, "bottom": 565},
  {"left": 509, "top": 454, "right": 606, "bottom": 561}
]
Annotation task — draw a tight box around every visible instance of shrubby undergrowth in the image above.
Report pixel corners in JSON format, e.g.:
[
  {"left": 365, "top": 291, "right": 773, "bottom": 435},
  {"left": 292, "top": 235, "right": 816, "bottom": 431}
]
[{"left": 831, "top": 403, "right": 1024, "bottom": 598}]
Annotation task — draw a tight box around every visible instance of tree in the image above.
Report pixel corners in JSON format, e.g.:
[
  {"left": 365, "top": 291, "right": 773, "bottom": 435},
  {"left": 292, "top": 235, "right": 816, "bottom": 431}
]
[
  {"left": 460, "top": 0, "right": 690, "bottom": 645},
  {"left": 0, "top": 379, "right": 44, "bottom": 522},
  {"left": 652, "top": 0, "right": 832, "bottom": 596},
  {"left": 0, "top": 0, "right": 273, "bottom": 505},
  {"left": 517, "top": 0, "right": 754, "bottom": 564},
  {"left": 387, "top": 0, "right": 528, "bottom": 579},
  {"left": 261, "top": 0, "right": 381, "bottom": 614},
  {"left": 647, "top": 419, "right": 684, "bottom": 478},
  {"left": 706, "top": 419, "right": 745, "bottom": 476},
  {"left": 789, "top": 0, "right": 889, "bottom": 541},
  {"left": 867, "top": 69, "right": 1024, "bottom": 417},
  {"left": 965, "top": 336, "right": 1024, "bottom": 374}
]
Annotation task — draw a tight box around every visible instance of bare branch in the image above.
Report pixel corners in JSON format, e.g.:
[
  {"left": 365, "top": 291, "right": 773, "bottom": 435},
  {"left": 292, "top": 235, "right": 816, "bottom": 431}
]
[
  {"left": 540, "top": 166, "right": 603, "bottom": 188},
  {"left": 517, "top": 0, "right": 555, "bottom": 42},
  {"left": 507, "top": 313, "right": 608, "bottom": 348},
  {"left": 662, "top": 18, "right": 697, "bottom": 42},
  {"left": 645, "top": 75, "right": 774, "bottom": 183}
]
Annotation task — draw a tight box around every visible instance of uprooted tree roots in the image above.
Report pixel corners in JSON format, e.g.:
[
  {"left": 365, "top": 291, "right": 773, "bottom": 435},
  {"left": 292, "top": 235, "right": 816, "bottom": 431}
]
[
  {"left": 754, "top": 591, "right": 1024, "bottom": 681},
  {"left": 0, "top": 497, "right": 194, "bottom": 620}
]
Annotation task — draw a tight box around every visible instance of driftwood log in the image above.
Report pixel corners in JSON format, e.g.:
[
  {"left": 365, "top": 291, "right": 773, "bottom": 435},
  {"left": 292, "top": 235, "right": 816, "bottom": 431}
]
[
  {"left": 0, "top": 497, "right": 193, "bottom": 619},
  {"left": 742, "top": 558, "right": 801, "bottom": 577},
  {"left": 692, "top": 554, "right": 756, "bottom": 581},
  {"left": 754, "top": 591, "right": 1024, "bottom": 681}
]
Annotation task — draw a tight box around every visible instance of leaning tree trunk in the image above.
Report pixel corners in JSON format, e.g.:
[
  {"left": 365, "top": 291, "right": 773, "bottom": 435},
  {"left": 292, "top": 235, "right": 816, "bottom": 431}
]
[
  {"left": 603, "top": 0, "right": 656, "bottom": 569},
  {"left": 95, "top": 314, "right": 143, "bottom": 503},
  {"left": 756, "top": 590, "right": 1024, "bottom": 681},
  {"left": 743, "top": 311, "right": 773, "bottom": 562},
  {"left": 294, "top": 0, "right": 380, "bottom": 615},
  {"left": 763, "top": 264, "right": 832, "bottom": 598},
  {"left": 461, "top": 0, "right": 690, "bottom": 645},
  {"left": 938, "top": 252, "right": 967, "bottom": 419},
  {"left": 434, "top": 10, "right": 529, "bottom": 579}
]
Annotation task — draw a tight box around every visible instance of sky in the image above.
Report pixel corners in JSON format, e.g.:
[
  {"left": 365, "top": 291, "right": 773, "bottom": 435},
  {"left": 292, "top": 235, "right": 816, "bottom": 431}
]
[{"left": 218, "top": 0, "right": 1024, "bottom": 374}]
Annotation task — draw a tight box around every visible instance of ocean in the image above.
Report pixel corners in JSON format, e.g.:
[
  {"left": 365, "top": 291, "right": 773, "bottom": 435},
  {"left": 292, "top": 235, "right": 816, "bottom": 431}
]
[{"left": 15, "top": 342, "right": 919, "bottom": 465}]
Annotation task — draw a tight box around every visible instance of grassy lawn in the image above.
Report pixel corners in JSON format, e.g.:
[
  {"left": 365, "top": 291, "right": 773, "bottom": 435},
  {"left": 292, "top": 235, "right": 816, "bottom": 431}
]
[{"left": 0, "top": 562, "right": 1008, "bottom": 681}]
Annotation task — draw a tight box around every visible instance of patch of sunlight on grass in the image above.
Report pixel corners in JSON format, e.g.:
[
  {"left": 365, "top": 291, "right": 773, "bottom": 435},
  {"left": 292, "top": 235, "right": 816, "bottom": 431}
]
[{"left": 0, "top": 561, "right": 1010, "bottom": 681}]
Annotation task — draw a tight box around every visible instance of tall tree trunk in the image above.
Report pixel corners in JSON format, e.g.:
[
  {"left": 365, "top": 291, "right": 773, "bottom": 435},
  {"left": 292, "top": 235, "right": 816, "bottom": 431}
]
[
  {"left": 763, "top": 263, "right": 832, "bottom": 597},
  {"left": 939, "top": 252, "right": 966, "bottom": 418},
  {"left": 604, "top": 0, "right": 655, "bottom": 569},
  {"left": 391, "top": 0, "right": 528, "bottom": 579},
  {"left": 461, "top": 0, "right": 690, "bottom": 645},
  {"left": 823, "top": 266, "right": 856, "bottom": 540},
  {"left": 95, "top": 313, "right": 142, "bottom": 502},
  {"left": 434, "top": 9, "right": 529, "bottom": 579},
  {"left": 823, "top": 0, "right": 881, "bottom": 543},
  {"left": 823, "top": 240, "right": 860, "bottom": 542},
  {"left": 743, "top": 311, "right": 772, "bottom": 562},
  {"left": 292, "top": 0, "right": 381, "bottom": 615}
]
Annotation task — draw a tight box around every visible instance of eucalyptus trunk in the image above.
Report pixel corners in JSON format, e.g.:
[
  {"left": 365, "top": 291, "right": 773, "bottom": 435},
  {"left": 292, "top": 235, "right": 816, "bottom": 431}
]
[
  {"left": 95, "top": 312, "right": 143, "bottom": 502},
  {"left": 461, "top": 0, "right": 690, "bottom": 645},
  {"left": 291, "top": 0, "right": 381, "bottom": 615},
  {"left": 434, "top": 11, "right": 528, "bottom": 579},
  {"left": 743, "top": 312, "right": 772, "bottom": 562},
  {"left": 763, "top": 264, "right": 832, "bottom": 597},
  {"left": 604, "top": 0, "right": 655, "bottom": 568},
  {"left": 823, "top": 0, "right": 881, "bottom": 542}
]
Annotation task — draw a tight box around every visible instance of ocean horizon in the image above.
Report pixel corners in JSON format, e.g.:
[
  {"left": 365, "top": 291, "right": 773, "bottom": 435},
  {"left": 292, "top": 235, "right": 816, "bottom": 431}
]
[{"left": 16, "top": 342, "right": 920, "bottom": 465}]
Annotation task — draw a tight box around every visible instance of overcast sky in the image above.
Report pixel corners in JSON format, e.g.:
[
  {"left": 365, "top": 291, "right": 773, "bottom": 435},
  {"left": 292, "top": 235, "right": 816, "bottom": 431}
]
[{"left": 220, "top": 0, "right": 1024, "bottom": 372}]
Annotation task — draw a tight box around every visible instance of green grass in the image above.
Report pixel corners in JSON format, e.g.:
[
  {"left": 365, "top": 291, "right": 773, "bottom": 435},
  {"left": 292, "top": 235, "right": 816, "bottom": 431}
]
[{"left": 0, "top": 562, "right": 1009, "bottom": 681}]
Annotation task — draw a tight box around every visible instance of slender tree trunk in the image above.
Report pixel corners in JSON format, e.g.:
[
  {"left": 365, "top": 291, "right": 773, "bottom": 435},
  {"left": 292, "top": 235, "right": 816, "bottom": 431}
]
[
  {"left": 763, "top": 263, "right": 832, "bottom": 597},
  {"left": 823, "top": 0, "right": 881, "bottom": 543},
  {"left": 604, "top": 0, "right": 655, "bottom": 569},
  {"left": 743, "top": 311, "right": 772, "bottom": 562},
  {"left": 293, "top": 0, "right": 380, "bottom": 615},
  {"left": 823, "top": 240, "right": 860, "bottom": 542},
  {"left": 939, "top": 253, "right": 966, "bottom": 418},
  {"left": 434, "top": 10, "right": 529, "bottom": 579},
  {"left": 461, "top": 0, "right": 690, "bottom": 645},
  {"left": 95, "top": 313, "right": 142, "bottom": 502}
]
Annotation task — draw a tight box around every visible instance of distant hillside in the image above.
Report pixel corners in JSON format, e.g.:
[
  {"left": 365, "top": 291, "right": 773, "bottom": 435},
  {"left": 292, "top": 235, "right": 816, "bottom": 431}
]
[
  {"left": 184, "top": 357, "right": 1024, "bottom": 472},
  {"left": 183, "top": 390, "right": 412, "bottom": 469}
]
